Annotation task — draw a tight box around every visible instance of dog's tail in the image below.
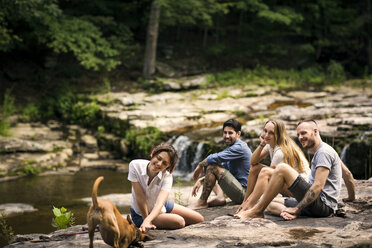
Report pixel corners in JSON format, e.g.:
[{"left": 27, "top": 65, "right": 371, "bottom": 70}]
[{"left": 92, "top": 176, "right": 104, "bottom": 208}]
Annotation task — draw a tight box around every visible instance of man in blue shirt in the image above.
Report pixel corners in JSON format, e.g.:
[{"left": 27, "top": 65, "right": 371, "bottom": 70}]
[{"left": 190, "top": 119, "right": 252, "bottom": 209}]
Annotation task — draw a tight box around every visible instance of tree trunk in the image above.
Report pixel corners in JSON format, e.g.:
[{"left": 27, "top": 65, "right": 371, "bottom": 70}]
[
  {"left": 367, "top": 0, "right": 372, "bottom": 68},
  {"left": 143, "top": 0, "right": 161, "bottom": 79}
]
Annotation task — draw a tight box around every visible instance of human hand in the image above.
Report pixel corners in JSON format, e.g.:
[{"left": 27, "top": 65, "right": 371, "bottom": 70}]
[
  {"left": 234, "top": 201, "right": 248, "bottom": 215},
  {"left": 235, "top": 204, "right": 243, "bottom": 215},
  {"left": 280, "top": 207, "right": 300, "bottom": 220},
  {"left": 140, "top": 219, "right": 156, "bottom": 232},
  {"left": 192, "top": 177, "right": 203, "bottom": 197},
  {"left": 259, "top": 132, "right": 267, "bottom": 147},
  {"left": 192, "top": 164, "right": 204, "bottom": 181}
]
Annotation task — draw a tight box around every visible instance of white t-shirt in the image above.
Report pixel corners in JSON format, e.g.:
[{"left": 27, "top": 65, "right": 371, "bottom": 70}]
[
  {"left": 128, "top": 159, "right": 173, "bottom": 216},
  {"left": 264, "top": 144, "right": 311, "bottom": 181},
  {"left": 264, "top": 144, "right": 283, "bottom": 167}
]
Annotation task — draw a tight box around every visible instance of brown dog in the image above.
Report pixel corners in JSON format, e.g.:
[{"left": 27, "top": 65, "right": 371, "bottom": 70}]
[{"left": 87, "top": 176, "right": 153, "bottom": 248}]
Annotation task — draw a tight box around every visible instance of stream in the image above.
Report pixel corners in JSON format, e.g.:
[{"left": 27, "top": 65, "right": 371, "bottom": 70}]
[{"left": 0, "top": 169, "right": 131, "bottom": 241}]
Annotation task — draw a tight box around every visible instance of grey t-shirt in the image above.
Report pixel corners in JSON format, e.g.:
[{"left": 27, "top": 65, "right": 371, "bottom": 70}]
[{"left": 308, "top": 142, "right": 342, "bottom": 210}]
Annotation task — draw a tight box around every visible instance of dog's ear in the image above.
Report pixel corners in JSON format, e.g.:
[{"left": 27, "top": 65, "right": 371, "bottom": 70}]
[{"left": 126, "top": 214, "right": 133, "bottom": 225}]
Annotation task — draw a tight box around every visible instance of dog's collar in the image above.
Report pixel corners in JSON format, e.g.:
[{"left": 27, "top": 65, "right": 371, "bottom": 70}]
[{"left": 131, "top": 228, "right": 140, "bottom": 244}]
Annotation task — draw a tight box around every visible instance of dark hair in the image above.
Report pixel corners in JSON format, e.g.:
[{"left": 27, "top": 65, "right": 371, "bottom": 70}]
[
  {"left": 223, "top": 119, "right": 241, "bottom": 132},
  {"left": 297, "top": 119, "right": 318, "bottom": 126},
  {"left": 151, "top": 143, "right": 178, "bottom": 173}
]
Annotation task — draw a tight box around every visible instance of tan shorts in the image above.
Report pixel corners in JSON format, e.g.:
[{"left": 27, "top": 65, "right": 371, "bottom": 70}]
[{"left": 218, "top": 169, "right": 246, "bottom": 204}]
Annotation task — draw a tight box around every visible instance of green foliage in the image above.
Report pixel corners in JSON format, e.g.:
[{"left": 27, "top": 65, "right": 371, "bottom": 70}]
[
  {"left": 0, "top": 0, "right": 136, "bottom": 71},
  {"left": 204, "top": 66, "right": 331, "bottom": 89},
  {"left": 125, "top": 127, "right": 167, "bottom": 158},
  {"left": 161, "top": 0, "right": 230, "bottom": 27},
  {"left": 20, "top": 165, "right": 39, "bottom": 176},
  {"left": 235, "top": 110, "right": 246, "bottom": 117},
  {"left": 37, "top": 85, "right": 102, "bottom": 128},
  {"left": 70, "top": 101, "right": 101, "bottom": 126},
  {"left": 20, "top": 103, "right": 40, "bottom": 122},
  {"left": 1, "top": 88, "right": 15, "bottom": 118},
  {"left": 173, "top": 176, "right": 183, "bottom": 205},
  {"left": 0, "top": 89, "right": 15, "bottom": 137},
  {"left": 142, "top": 79, "right": 164, "bottom": 93},
  {"left": 326, "top": 60, "right": 345, "bottom": 84},
  {"left": 48, "top": 16, "right": 121, "bottom": 71},
  {"left": 216, "top": 91, "right": 231, "bottom": 100},
  {"left": 0, "top": 211, "right": 14, "bottom": 245},
  {"left": 258, "top": 6, "right": 303, "bottom": 25},
  {"left": 51, "top": 206, "right": 75, "bottom": 230},
  {"left": 0, "top": 120, "right": 10, "bottom": 137},
  {"left": 299, "top": 66, "right": 325, "bottom": 85}
]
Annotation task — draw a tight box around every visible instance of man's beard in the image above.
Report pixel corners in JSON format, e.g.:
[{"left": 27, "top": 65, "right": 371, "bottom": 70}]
[{"left": 306, "top": 139, "right": 315, "bottom": 149}]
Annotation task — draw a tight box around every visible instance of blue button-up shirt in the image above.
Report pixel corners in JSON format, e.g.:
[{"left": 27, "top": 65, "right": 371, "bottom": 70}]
[{"left": 206, "top": 139, "right": 251, "bottom": 187}]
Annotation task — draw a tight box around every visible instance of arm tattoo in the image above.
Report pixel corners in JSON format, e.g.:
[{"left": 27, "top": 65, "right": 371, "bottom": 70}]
[{"left": 297, "top": 189, "right": 316, "bottom": 210}]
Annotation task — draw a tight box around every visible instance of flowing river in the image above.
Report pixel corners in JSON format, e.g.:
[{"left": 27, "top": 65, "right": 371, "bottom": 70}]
[{"left": 0, "top": 169, "right": 132, "bottom": 242}]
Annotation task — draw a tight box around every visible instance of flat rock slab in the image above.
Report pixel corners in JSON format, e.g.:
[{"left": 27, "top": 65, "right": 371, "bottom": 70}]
[
  {"left": 0, "top": 203, "right": 37, "bottom": 217},
  {"left": 6, "top": 180, "right": 372, "bottom": 248}
]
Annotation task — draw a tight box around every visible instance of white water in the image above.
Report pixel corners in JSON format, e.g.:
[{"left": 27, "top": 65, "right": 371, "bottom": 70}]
[{"left": 172, "top": 135, "right": 205, "bottom": 181}]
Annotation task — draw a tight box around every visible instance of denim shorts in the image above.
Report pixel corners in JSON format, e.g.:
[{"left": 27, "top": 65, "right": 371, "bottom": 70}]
[
  {"left": 130, "top": 200, "right": 175, "bottom": 228},
  {"left": 285, "top": 175, "right": 334, "bottom": 217}
]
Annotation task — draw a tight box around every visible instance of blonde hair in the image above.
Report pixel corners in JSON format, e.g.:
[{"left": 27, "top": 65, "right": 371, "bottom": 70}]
[{"left": 265, "top": 120, "right": 307, "bottom": 173}]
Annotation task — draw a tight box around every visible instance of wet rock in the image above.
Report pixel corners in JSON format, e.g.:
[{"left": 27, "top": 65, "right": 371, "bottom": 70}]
[
  {"left": 0, "top": 203, "right": 37, "bottom": 217},
  {"left": 0, "top": 138, "right": 46, "bottom": 153},
  {"left": 79, "top": 159, "right": 128, "bottom": 171},
  {"left": 80, "top": 135, "right": 98, "bottom": 152},
  {"left": 156, "top": 61, "right": 176, "bottom": 77}
]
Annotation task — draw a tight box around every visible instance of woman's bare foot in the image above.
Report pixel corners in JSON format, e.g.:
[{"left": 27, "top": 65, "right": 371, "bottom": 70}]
[
  {"left": 236, "top": 209, "right": 264, "bottom": 220},
  {"left": 207, "top": 196, "right": 226, "bottom": 207}
]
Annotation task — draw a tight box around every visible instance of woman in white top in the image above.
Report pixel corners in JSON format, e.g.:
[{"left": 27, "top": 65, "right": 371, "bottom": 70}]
[
  {"left": 235, "top": 119, "right": 310, "bottom": 217},
  {"left": 128, "top": 144, "right": 204, "bottom": 232}
]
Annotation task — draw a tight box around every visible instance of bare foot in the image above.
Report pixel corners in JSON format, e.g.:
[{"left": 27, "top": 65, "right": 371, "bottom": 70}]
[
  {"left": 235, "top": 202, "right": 251, "bottom": 215},
  {"left": 237, "top": 209, "right": 264, "bottom": 220},
  {"left": 280, "top": 211, "right": 297, "bottom": 220},
  {"left": 207, "top": 196, "right": 226, "bottom": 207},
  {"left": 188, "top": 199, "right": 208, "bottom": 210}
]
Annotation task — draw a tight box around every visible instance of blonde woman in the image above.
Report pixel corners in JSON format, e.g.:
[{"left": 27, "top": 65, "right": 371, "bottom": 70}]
[{"left": 235, "top": 119, "right": 310, "bottom": 217}]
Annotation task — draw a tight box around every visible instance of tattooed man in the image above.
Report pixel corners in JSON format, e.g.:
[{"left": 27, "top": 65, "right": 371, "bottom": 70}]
[
  {"left": 237, "top": 120, "right": 356, "bottom": 220},
  {"left": 189, "top": 119, "right": 252, "bottom": 209}
]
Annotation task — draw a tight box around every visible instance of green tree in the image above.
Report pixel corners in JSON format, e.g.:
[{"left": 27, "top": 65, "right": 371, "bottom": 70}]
[{"left": 0, "top": 0, "right": 135, "bottom": 71}]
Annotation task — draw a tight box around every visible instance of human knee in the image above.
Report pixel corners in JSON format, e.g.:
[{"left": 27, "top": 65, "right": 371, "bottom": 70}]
[
  {"left": 173, "top": 216, "right": 186, "bottom": 228},
  {"left": 195, "top": 213, "right": 204, "bottom": 223},
  {"left": 259, "top": 167, "right": 272, "bottom": 178},
  {"left": 275, "top": 163, "right": 292, "bottom": 175},
  {"left": 206, "top": 164, "right": 223, "bottom": 176}
]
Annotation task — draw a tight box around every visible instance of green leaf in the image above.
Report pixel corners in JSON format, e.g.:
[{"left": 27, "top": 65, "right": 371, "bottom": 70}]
[
  {"left": 60, "top": 207, "right": 67, "bottom": 213},
  {"left": 52, "top": 206, "right": 61, "bottom": 217}
]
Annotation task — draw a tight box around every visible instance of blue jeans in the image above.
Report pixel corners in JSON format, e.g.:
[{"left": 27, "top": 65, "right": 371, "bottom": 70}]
[{"left": 130, "top": 200, "right": 175, "bottom": 228}]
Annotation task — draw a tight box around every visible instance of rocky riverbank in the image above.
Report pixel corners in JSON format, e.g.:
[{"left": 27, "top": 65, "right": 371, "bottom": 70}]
[
  {"left": 5, "top": 179, "right": 372, "bottom": 248},
  {"left": 1, "top": 83, "right": 371, "bottom": 182}
]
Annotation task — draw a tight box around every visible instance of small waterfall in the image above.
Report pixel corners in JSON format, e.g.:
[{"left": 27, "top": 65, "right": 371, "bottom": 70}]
[
  {"left": 172, "top": 135, "right": 193, "bottom": 173},
  {"left": 172, "top": 136, "right": 206, "bottom": 181},
  {"left": 191, "top": 142, "right": 205, "bottom": 171},
  {"left": 340, "top": 145, "right": 349, "bottom": 163}
]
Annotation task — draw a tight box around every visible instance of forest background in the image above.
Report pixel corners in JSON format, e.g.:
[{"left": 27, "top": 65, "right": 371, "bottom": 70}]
[{"left": 0, "top": 0, "right": 371, "bottom": 136}]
